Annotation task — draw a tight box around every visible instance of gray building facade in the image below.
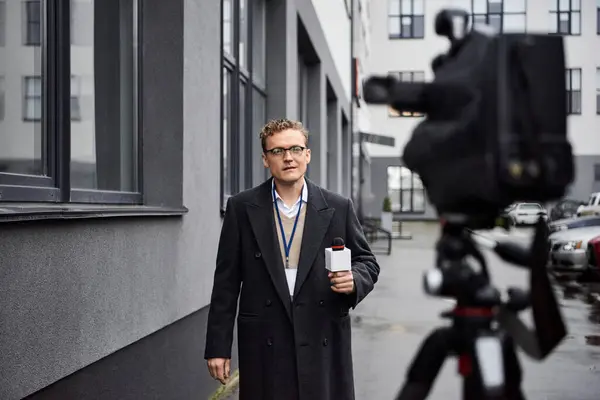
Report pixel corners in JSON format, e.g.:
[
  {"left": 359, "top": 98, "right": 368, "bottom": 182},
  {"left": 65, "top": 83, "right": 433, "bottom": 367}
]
[{"left": 0, "top": 0, "right": 357, "bottom": 399}]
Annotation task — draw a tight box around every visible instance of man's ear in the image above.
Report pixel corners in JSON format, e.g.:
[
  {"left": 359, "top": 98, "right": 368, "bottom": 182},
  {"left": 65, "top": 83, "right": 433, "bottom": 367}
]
[{"left": 262, "top": 153, "right": 269, "bottom": 168}]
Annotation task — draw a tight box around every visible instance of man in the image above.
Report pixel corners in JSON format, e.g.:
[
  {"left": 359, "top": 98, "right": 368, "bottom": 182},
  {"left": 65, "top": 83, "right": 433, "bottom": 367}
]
[{"left": 205, "top": 118, "right": 380, "bottom": 400}]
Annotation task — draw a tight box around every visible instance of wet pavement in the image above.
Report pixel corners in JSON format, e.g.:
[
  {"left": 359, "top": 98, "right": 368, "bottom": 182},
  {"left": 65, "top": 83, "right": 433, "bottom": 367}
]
[{"left": 352, "top": 225, "right": 600, "bottom": 400}]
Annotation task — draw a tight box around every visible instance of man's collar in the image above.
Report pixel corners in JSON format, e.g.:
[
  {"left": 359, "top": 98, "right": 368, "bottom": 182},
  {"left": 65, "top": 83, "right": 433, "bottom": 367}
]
[{"left": 272, "top": 177, "right": 308, "bottom": 204}]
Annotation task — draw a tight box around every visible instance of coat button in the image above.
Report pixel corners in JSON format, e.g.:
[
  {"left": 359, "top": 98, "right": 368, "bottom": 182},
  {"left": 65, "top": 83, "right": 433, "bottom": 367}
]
[
  {"left": 254, "top": 251, "right": 262, "bottom": 259},
  {"left": 319, "top": 300, "right": 325, "bottom": 307},
  {"left": 267, "top": 338, "right": 273, "bottom": 346},
  {"left": 323, "top": 338, "right": 328, "bottom": 346},
  {"left": 265, "top": 299, "right": 272, "bottom": 307}
]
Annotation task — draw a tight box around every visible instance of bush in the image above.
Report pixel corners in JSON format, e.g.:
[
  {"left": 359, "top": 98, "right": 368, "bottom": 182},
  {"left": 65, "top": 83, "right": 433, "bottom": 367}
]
[{"left": 382, "top": 196, "right": 392, "bottom": 213}]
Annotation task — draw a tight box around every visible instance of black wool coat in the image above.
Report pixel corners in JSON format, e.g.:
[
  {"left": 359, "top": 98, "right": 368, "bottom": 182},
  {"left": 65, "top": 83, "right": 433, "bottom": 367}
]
[{"left": 204, "top": 178, "right": 380, "bottom": 400}]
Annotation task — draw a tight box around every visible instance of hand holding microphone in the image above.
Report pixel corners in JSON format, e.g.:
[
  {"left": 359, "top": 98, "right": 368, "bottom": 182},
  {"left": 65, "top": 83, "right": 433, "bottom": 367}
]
[{"left": 326, "top": 238, "right": 355, "bottom": 294}]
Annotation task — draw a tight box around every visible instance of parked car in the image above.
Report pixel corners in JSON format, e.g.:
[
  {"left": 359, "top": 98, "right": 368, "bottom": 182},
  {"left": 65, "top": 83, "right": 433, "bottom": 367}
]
[
  {"left": 585, "top": 235, "right": 600, "bottom": 279},
  {"left": 506, "top": 202, "right": 547, "bottom": 225},
  {"left": 548, "top": 226, "right": 600, "bottom": 271},
  {"left": 548, "top": 198, "right": 586, "bottom": 222},
  {"left": 548, "top": 215, "right": 600, "bottom": 233},
  {"left": 577, "top": 192, "right": 600, "bottom": 217}
]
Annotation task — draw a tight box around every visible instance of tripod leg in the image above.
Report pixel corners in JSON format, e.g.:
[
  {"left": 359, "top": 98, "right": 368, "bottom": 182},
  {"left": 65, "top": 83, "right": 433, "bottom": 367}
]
[
  {"left": 394, "top": 327, "right": 456, "bottom": 400},
  {"left": 502, "top": 334, "right": 526, "bottom": 400}
]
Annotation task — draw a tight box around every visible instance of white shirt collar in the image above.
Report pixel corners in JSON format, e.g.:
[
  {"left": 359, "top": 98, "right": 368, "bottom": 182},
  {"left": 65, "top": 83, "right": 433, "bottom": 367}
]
[{"left": 272, "top": 177, "right": 308, "bottom": 207}]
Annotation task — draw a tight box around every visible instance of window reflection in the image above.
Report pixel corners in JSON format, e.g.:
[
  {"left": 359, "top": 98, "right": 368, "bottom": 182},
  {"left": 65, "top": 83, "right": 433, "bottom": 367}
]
[
  {"left": 70, "top": 0, "right": 138, "bottom": 192},
  {"left": 0, "top": 0, "right": 43, "bottom": 176}
]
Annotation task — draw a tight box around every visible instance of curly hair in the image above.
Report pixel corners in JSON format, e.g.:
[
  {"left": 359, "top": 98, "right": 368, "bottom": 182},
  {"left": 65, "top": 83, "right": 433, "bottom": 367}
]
[{"left": 259, "top": 118, "right": 309, "bottom": 151}]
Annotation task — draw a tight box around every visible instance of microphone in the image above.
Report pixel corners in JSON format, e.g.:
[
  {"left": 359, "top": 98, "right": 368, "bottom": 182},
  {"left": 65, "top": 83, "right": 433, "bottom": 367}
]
[{"left": 325, "top": 237, "right": 351, "bottom": 272}]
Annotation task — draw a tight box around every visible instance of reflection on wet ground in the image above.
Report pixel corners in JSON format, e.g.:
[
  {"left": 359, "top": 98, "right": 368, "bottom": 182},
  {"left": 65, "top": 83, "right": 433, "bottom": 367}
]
[{"left": 352, "top": 228, "right": 600, "bottom": 400}]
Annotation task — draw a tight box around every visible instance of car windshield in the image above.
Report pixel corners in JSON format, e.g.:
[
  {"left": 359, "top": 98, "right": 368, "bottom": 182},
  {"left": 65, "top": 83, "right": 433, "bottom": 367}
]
[
  {"left": 519, "top": 204, "right": 541, "bottom": 210},
  {"left": 569, "top": 218, "right": 600, "bottom": 229}
]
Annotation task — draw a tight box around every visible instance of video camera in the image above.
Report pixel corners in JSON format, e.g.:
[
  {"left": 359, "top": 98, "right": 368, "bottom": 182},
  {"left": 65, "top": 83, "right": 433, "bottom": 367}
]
[
  {"left": 363, "top": 9, "right": 573, "bottom": 400},
  {"left": 363, "top": 9, "right": 574, "bottom": 230}
]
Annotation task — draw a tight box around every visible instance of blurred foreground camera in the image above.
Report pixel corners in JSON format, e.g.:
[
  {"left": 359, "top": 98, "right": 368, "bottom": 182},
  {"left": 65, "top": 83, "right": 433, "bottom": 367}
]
[{"left": 363, "top": 9, "right": 574, "bottom": 230}]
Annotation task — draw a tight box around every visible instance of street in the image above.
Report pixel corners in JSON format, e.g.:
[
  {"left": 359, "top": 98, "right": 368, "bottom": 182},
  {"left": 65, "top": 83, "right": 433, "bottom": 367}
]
[{"left": 352, "top": 224, "right": 600, "bottom": 400}]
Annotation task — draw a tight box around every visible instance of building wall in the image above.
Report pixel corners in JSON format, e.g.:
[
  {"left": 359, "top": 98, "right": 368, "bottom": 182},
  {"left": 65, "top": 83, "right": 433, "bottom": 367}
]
[
  {"left": 364, "top": 0, "right": 600, "bottom": 217},
  {"left": 0, "top": 0, "right": 355, "bottom": 399}
]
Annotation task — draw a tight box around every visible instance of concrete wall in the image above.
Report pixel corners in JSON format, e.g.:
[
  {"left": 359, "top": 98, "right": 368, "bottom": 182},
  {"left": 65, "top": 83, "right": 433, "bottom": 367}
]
[{"left": 0, "top": 0, "right": 357, "bottom": 399}]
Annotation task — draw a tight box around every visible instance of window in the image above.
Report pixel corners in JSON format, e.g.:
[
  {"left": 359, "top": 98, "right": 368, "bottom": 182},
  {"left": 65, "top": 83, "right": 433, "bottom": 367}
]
[
  {"left": 566, "top": 68, "right": 581, "bottom": 115},
  {"left": 597, "top": 0, "right": 600, "bottom": 34},
  {"left": 594, "top": 164, "right": 600, "bottom": 181},
  {"left": 24, "top": 0, "right": 41, "bottom": 46},
  {"left": 0, "top": 0, "right": 141, "bottom": 203},
  {"left": 388, "top": 71, "right": 424, "bottom": 117},
  {"left": 387, "top": 166, "right": 425, "bottom": 213},
  {"left": 596, "top": 67, "right": 600, "bottom": 115},
  {"left": 468, "top": 0, "right": 526, "bottom": 32},
  {"left": 0, "top": 76, "right": 4, "bottom": 121},
  {"left": 0, "top": 1, "right": 5, "bottom": 46},
  {"left": 221, "top": 0, "right": 267, "bottom": 210},
  {"left": 549, "top": 0, "right": 581, "bottom": 35},
  {"left": 388, "top": 0, "right": 424, "bottom": 39},
  {"left": 23, "top": 76, "right": 42, "bottom": 121}
]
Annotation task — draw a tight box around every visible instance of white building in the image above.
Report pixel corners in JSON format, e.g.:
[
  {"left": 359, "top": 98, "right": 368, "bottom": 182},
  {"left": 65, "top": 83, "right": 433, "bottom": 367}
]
[{"left": 364, "top": 0, "right": 600, "bottom": 220}]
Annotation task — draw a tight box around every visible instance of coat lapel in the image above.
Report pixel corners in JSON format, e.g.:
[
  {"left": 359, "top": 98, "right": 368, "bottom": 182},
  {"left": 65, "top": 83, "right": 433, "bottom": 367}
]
[
  {"left": 246, "top": 179, "right": 293, "bottom": 321},
  {"left": 293, "top": 179, "right": 334, "bottom": 298}
]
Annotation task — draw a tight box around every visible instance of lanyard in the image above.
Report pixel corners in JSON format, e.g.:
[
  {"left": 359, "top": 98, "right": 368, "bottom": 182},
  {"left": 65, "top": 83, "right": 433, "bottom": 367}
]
[{"left": 273, "top": 184, "right": 303, "bottom": 269}]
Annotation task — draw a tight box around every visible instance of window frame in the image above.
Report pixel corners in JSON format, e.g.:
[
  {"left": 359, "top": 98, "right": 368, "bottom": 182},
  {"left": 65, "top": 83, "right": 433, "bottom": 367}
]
[
  {"left": 0, "top": 0, "right": 144, "bottom": 205},
  {"left": 388, "top": 0, "right": 424, "bottom": 39},
  {"left": 596, "top": 67, "right": 600, "bottom": 115},
  {"left": 387, "top": 70, "right": 425, "bottom": 117},
  {"left": 470, "top": 0, "right": 527, "bottom": 33},
  {"left": 386, "top": 165, "right": 425, "bottom": 214},
  {"left": 566, "top": 67, "right": 581, "bottom": 116},
  {"left": 220, "top": 0, "right": 267, "bottom": 213},
  {"left": 549, "top": 0, "right": 581, "bottom": 36}
]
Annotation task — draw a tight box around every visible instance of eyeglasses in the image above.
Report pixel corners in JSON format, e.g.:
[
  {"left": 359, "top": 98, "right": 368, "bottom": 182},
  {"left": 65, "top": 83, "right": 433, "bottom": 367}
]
[{"left": 265, "top": 145, "right": 306, "bottom": 157}]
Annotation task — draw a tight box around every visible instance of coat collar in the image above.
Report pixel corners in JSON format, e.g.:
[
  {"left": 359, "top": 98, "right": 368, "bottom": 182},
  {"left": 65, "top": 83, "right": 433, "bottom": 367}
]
[{"left": 246, "top": 176, "right": 334, "bottom": 321}]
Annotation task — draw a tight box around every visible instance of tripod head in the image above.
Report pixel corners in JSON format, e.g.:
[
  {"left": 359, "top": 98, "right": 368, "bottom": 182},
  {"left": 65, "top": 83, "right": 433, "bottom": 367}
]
[{"left": 395, "top": 217, "right": 568, "bottom": 400}]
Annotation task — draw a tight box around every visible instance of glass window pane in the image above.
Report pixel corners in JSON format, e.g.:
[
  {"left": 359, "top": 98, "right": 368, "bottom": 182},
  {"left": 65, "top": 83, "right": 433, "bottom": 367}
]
[
  {"left": 558, "top": 13, "right": 569, "bottom": 34},
  {"left": 389, "top": 0, "right": 400, "bottom": 15},
  {"left": 70, "top": 0, "right": 139, "bottom": 192},
  {"left": 504, "top": 0, "right": 526, "bottom": 13},
  {"left": 413, "top": 0, "right": 424, "bottom": 14},
  {"left": 559, "top": 0, "right": 569, "bottom": 11},
  {"left": 572, "top": 0, "right": 580, "bottom": 11},
  {"left": 473, "top": 14, "right": 487, "bottom": 26},
  {"left": 401, "top": 189, "right": 412, "bottom": 211},
  {"left": 71, "top": 0, "right": 94, "bottom": 46},
  {"left": 572, "top": 69, "right": 581, "bottom": 89},
  {"left": 489, "top": 14, "right": 501, "bottom": 32},
  {"left": 0, "top": 76, "right": 4, "bottom": 121},
  {"left": 252, "top": 90, "right": 266, "bottom": 181},
  {"left": 252, "top": 0, "right": 266, "bottom": 83},
  {"left": 503, "top": 14, "right": 526, "bottom": 32},
  {"left": 473, "top": 0, "right": 487, "bottom": 14},
  {"left": 2, "top": 26, "right": 44, "bottom": 176},
  {"left": 0, "top": 1, "right": 5, "bottom": 46},
  {"left": 223, "top": 0, "right": 233, "bottom": 55},
  {"left": 413, "top": 189, "right": 425, "bottom": 211},
  {"left": 488, "top": 0, "right": 502, "bottom": 14},
  {"left": 412, "top": 15, "right": 424, "bottom": 37},
  {"left": 239, "top": 0, "right": 247, "bottom": 70},
  {"left": 387, "top": 166, "right": 401, "bottom": 189},
  {"left": 413, "top": 71, "right": 425, "bottom": 81},
  {"left": 571, "top": 11, "right": 580, "bottom": 34},
  {"left": 24, "top": 0, "right": 41, "bottom": 45},
  {"left": 222, "top": 68, "right": 232, "bottom": 200},
  {"left": 401, "top": 0, "right": 411, "bottom": 14},
  {"left": 400, "top": 166, "right": 412, "bottom": 188},
  {"left": 571, "top": 91, "right": 581, "bottom": 113}
]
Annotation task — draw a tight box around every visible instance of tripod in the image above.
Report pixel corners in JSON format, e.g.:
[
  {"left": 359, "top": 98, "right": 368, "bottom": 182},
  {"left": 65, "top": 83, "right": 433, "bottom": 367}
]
[{"left": 394, "top": 217, "right": 565, "bottom": 400}]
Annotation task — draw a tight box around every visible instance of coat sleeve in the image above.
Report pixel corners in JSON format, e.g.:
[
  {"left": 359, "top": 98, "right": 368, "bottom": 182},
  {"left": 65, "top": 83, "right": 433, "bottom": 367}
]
[
  {"left": 204, "top": 196, "right": 242, "bottom": 359},
  {"left": 345, "top": 198, "right": 380, "bottom": 309}
]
